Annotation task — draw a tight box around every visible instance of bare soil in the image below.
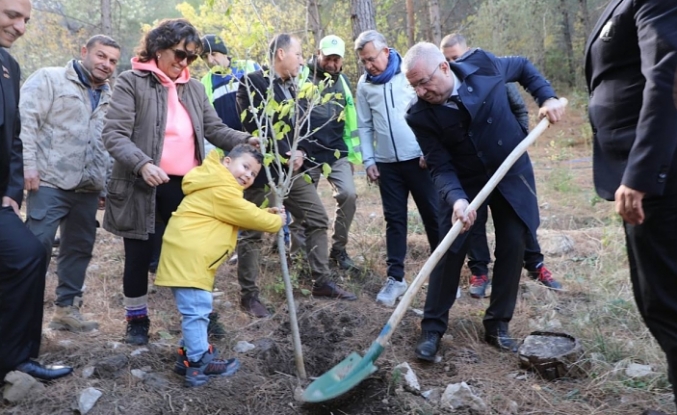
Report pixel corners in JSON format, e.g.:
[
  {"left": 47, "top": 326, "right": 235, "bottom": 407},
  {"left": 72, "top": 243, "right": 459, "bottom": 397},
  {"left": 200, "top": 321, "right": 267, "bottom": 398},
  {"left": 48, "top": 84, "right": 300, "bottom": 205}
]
[{"left": 2, "top": 99, "right": 674, "bottom": 415}]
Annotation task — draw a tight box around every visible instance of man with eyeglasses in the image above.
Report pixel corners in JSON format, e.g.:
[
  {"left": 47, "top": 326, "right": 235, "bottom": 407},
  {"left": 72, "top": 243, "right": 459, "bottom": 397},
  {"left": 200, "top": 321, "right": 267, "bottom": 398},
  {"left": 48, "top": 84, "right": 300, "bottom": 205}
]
[
  {"left": 19, "top": 35, "right": 121, "bottom": 333},
  {"left": 440, "top": 33, "right": 562, "bottom": 298},
  {"left": 354, "top": 30, "right": 441, "bottom": 308},
  {"left": 402, "top": 42, "right": 565, "bottom": 360}
]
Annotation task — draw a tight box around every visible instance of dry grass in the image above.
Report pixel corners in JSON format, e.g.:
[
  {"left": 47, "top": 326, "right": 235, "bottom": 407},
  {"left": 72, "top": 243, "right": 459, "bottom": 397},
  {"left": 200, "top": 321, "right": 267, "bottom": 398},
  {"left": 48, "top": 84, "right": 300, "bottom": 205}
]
[{"left": 2, "top": 97, "right": 674, "bottom": 414}]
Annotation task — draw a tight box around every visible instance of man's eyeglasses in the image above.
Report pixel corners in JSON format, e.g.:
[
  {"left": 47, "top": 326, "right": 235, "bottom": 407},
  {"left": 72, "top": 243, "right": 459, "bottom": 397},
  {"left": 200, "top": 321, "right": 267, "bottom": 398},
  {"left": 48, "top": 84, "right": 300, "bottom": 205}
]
[
  {"left": 411, "top": 64, "right": 441, "bottom": 90},
  {"left": 360, "top": 48, "right": 385, "bottom": 65},
  {"left": 170, "top": 48, "right": 199, "bottom": 65}
]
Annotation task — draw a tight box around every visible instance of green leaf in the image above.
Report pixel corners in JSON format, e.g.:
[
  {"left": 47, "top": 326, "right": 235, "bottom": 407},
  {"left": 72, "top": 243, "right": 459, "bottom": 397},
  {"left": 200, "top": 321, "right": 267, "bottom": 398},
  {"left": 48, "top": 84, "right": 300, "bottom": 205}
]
[
  {"left": 300, "top": 288, "right": 311, "bottom": 296},
  {"left": 260, "top": 198, "right": 270, "bottom": 209},
  {"left": 264, "top": 153, "right": 275, "bottom": 166},
  {"left": 321, "top": 93, "right": 333, "bottom": 105},
  {"left": 322, "top": 163, "right": 332, "bottom": 177},
  {"left": 334, "top": 149, "right": 341, "bottom": 159},
  {"left": 157, "top": 331, "right": 174, "bottom": 340},
  {"left": 240, "top": 110, "right": 247, "bottom": 123},
  {"left": 303, "top": 174, "right": 312, "bottom": 184}
]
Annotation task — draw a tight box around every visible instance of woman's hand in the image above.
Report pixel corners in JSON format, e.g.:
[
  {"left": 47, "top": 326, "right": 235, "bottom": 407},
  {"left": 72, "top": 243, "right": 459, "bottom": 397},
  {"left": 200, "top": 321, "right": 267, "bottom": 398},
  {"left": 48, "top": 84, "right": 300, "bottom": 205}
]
[{"left": 139, "top": 163, "right": 170, "bottom": 187}]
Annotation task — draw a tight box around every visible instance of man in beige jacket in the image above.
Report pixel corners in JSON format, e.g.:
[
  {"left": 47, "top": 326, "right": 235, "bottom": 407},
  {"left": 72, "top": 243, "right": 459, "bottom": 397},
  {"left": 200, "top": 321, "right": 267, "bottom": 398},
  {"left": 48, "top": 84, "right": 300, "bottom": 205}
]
[{"left": 20, "top": 35, "right": 121, "bottom": 332}]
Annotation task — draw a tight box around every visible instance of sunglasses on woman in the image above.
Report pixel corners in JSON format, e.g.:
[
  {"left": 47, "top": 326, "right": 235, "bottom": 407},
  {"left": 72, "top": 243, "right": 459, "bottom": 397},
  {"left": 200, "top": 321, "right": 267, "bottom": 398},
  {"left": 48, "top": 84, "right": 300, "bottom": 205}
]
[{"left": 170, "top": 47, "right": 199, "bottom": 64}]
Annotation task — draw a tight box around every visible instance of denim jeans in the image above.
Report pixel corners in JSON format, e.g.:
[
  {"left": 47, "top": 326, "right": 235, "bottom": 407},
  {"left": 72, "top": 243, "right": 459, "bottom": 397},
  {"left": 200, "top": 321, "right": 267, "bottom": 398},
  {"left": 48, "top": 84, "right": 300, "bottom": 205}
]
[{"left": 171, "top": 287, "right": 212, "bottom": 362}]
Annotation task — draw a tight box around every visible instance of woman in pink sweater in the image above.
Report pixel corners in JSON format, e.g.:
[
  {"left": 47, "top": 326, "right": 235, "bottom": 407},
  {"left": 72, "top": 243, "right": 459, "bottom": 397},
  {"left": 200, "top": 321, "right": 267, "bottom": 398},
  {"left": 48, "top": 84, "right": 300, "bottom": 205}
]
[{"left": 102, "top": 19, "right": 257, "bottom": 347}]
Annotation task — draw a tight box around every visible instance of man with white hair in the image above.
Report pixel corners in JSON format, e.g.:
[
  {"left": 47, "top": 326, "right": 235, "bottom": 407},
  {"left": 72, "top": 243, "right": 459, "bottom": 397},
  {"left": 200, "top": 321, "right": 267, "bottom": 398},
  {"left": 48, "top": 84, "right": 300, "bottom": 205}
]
[
  {"left": 354, "top": 30, "right": 441, "bottom": 307},
  {"left": 402, "top": 42, "right": 565, "bottom": 360}
]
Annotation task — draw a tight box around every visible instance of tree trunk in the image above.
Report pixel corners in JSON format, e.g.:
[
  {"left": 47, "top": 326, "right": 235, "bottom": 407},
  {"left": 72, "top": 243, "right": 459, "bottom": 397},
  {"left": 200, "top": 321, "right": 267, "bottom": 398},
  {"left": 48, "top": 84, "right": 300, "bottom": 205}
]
[
  {"left": 406, "top": 0, "right": 415, "bottom": 47},
  {"left": 578, "top": 0, "right": 590, "bottom": 35},
  {"left": 559, "top": 0, "right": 575, "bottom": 87},
  {"left": 308, "top": 0, "right": 323, "bottom": 48},
  {"left": 101, "top": 0, "right": 112, "bottom": 36},
  {"left": 351, "top": 0, "right": 376, "bottom": 41},
  {"left": 429, "top": 0, "right": 442, "bottom": 47}
]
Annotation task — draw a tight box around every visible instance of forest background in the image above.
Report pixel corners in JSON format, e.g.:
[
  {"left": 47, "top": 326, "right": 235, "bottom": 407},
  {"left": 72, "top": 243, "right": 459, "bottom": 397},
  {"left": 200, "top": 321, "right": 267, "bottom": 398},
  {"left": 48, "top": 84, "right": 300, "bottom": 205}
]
[{"left": 14, "top": 0, "right": 606, "bottom": 93}]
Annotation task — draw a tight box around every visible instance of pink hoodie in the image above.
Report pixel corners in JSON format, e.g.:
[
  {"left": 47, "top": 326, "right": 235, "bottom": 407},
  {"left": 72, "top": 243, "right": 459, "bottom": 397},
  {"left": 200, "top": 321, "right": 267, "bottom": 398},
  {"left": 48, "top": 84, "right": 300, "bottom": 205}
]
[{"left": 131, "top": 58, "right": 198, "bottom": 176}]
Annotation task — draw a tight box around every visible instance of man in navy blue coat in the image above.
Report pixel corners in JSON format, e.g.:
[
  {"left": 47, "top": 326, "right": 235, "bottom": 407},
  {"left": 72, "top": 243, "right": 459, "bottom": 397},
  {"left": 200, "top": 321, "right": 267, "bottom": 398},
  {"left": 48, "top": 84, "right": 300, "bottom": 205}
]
[
  {"left": 586, "top": 2, "right": 677, "bottom": 414},
  {"left": 402, "top": 42, "right": 565, "bottom": 360}
]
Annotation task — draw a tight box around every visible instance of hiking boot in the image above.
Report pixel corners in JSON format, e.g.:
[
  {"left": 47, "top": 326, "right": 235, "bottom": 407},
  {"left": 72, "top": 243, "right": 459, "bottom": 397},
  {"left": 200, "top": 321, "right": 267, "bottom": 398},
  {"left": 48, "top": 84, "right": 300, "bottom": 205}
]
[
  {"left": 173, "top": 346, "right": 220, "bottom": 376},
  {"left": 48, "top": 302, "right": 99, "bottom": 332},
  {"left": 125, "top": 316, "right": 150, "bottom": 345},
  {"left": 183, "top": 346, "right": 240, "bottom": 387},
  {"left": 469, "top": 274, "right": 490, "bottom": 298},
  {"left": 528, "top": 265, "right": 562, "bottom": 290},
  {"left": 329, "top": 248, "right": 358, "bottom": 271},
  {"left": 311, "top": 281, "right": 357, "bottom": 301},
  {"left": 240, "top": 294, "right": 270, "bottom": 318},
  {"left": 207, "top": 312, "right": 227, "bottom": 340},
  {"left": 375, "top": 277, "right": 408, "bottom": 307}
]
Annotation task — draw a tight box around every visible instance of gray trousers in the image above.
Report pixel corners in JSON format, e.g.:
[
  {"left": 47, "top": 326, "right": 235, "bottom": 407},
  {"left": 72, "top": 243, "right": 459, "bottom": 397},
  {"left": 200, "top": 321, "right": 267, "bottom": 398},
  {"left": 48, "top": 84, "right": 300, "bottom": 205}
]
[
  {"left": 237, "top": 176, "right": 331, "bottom": 297},
  {"left": 26, "top": 186, "right": 98, "bottom": 306},
  {"left": 290, "top": 157, "right": 357, "bottom": 253}
]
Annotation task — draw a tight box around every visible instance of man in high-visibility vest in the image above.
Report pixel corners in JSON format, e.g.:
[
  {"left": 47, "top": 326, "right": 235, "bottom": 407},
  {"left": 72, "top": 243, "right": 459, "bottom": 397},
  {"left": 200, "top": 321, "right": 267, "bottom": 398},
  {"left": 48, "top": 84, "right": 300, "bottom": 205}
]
[
  {"left": 200, "top": 34, "right": 261, "bottom": 155},
  {"left": 292, "top": 35, "right": 362, "bottom": 272}
]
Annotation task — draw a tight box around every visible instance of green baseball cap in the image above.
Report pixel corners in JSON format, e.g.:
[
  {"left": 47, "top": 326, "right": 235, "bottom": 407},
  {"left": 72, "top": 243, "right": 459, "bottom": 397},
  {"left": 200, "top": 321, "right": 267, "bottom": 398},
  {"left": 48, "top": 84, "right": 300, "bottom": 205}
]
[{"left": 319, "top": 35, "right": 345, "bottom": 58}]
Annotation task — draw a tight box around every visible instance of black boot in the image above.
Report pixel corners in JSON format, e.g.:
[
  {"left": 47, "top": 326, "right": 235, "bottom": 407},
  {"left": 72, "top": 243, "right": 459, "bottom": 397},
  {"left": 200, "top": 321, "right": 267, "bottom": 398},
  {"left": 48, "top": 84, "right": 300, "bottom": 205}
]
[
  {"left": 415, "top": 331, "right": 441, "bottom": 362},
  {"left": 484, "top": 323, "right": 519, "bottom": 352},
  {"left": 125, "top": 316, "right": 150, "bottom": 345}
]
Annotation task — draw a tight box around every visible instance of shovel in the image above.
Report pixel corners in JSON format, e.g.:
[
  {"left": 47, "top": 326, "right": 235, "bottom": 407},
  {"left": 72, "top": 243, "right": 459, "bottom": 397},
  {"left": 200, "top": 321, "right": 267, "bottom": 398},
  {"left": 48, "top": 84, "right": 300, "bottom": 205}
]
[{"left": 302, "top": 100, "right": 567, "bottom": 403}]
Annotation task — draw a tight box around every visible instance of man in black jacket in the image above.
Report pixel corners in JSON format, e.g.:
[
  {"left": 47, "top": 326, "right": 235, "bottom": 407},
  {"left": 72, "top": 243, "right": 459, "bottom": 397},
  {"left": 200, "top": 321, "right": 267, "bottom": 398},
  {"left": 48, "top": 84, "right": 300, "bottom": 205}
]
[
  {"left": 402, "top": 42, "right": 564, "bottom": 360},
  {"left": 289, "top": 35, "right": 360, "bottom": 272},
  {"left": 235, "top": 33, "right": 356, "bottom": 318},
  {"left": 0, "top": 0, "right": 72, "bottom": 382},
  {"left": 440, "top": 33, "right": 562, "bottom": 296},
  {"left": 586, "top": 2, "right": 677, "bottom": 413}
]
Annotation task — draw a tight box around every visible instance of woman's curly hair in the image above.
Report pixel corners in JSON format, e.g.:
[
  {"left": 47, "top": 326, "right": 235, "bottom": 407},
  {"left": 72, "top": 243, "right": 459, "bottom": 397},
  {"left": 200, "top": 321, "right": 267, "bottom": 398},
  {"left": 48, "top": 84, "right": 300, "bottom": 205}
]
[{"left": 136, "top": 18, "right": 202, "bottom": 62}]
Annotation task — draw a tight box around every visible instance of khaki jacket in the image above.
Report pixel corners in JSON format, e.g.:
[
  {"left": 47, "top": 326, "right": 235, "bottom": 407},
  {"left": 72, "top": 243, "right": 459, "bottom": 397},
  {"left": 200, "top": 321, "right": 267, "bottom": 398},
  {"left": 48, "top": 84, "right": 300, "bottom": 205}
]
[
  {"left": 155, "top": 151, "right": 282, "bottom": 291},
  {"left": 102, "top": 69, "right": 251, "bottom": 240},
  {"left": 19, "top": 60, "right": 111, "bottom": 192}
]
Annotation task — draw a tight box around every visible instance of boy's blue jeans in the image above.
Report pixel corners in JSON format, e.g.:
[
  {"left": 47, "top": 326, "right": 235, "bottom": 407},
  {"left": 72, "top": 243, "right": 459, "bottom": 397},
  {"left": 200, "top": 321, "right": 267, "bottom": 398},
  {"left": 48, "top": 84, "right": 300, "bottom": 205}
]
[{"left": 171, "top": 287, "right": 212, "bottom": 362}]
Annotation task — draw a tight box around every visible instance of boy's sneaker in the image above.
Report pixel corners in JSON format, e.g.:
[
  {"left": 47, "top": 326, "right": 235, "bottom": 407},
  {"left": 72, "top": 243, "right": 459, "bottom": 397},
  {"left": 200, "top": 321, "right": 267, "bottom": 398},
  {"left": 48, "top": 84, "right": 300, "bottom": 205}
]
[
  {"left": 375, "top": 277, "right": 408, "bottom": 307},
  {"left": 183, "top": 346, "right": 240, "bottom": 387},
  {"left": 207, "top": 312, "right": 227, "bottom": 340},
  {"left": 528, "top": 266, "right": 562, "bottom": 290},
  {"left": 469, "top": 274, "right": 490, "bottom": 298},
  {"left": 174, "top": 346, "right": 220, "bottom": 375}
]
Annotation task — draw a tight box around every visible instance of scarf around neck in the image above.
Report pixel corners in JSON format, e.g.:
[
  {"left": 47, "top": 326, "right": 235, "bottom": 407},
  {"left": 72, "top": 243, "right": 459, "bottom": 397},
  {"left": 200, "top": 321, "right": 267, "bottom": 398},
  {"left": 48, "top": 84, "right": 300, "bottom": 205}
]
[{"left": 366, "top": 49, "right": 401, "bottom": 84}]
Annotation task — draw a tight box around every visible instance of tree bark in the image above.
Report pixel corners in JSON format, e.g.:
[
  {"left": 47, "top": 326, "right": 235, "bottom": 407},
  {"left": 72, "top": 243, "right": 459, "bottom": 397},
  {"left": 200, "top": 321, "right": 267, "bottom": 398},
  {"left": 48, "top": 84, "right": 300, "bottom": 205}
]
[
  {"left": 308, "top": 0, "right": 323, "bottom": 48},
  {"left": 101, "top": 0, "right": 112, "bottom": 36},
  {"left": 559, "top": 0, "right": 575, "bottom": 87},
  {"left": 429, "top": 0, "right": 442, "bottom": 47},
  {"left": 351, "top": 0, "right": 376, "bottom": 41},
  {"left": 406, "top": 0, "right": 415, "bottom": 47}
]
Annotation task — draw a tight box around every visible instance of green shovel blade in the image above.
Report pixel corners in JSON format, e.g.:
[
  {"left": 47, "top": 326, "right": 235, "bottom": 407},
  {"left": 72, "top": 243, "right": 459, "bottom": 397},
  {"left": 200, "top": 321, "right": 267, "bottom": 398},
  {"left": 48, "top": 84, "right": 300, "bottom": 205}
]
[{"left": 302, "top": 342, "right": 385, "bottom": 402}]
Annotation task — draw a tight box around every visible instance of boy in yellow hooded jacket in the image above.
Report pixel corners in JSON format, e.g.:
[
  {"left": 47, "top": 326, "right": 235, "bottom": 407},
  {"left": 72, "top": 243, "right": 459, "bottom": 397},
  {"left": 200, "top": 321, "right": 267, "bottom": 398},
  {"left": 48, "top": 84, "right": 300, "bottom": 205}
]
[{"left": 155, "top": 144, "right": 285, "bottom": 387}]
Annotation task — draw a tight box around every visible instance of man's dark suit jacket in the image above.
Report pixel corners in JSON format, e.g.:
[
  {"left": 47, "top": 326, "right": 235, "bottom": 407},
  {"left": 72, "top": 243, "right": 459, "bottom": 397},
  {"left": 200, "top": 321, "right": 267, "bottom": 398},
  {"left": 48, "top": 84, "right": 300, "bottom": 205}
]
[
  {"left": 405, "top": 49, "right": 556, "bottom": 237},
  {"left": 0, "top": 48, "right": 23, "bottom": 206},
  {"left": 585, "top": 0, "right": 677, "bottom": 201}
]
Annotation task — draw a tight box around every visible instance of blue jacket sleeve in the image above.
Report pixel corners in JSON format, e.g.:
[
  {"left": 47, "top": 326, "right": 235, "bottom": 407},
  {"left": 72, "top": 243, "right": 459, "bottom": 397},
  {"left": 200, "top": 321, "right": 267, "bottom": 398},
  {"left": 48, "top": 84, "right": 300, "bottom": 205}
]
[{"left": 494, "top": 55, "right": 556, "bottom": 106}]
